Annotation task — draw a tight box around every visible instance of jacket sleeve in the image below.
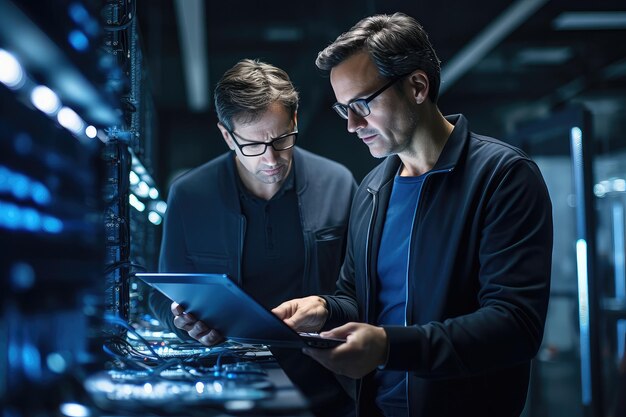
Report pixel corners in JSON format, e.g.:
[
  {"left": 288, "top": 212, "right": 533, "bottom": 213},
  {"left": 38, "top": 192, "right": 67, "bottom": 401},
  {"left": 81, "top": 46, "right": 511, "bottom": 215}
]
[
  {"left": 148, "top": 184, "right": 195, "bottom": 340},
  {"left": 321, "top": 260, "right": 360, "bottom": 330},
  {"left": 383, "top": 159, "right": 553, "bottom": 377},
  {"left": 158, "top": 184, "right": 194, "bottom": 273}
]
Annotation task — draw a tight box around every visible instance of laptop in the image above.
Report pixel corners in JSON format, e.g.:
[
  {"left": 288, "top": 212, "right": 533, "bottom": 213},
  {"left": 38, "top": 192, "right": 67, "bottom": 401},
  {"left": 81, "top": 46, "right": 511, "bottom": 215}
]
[{"left": 136, "top": 273, "right": 346, "bottom": 349}]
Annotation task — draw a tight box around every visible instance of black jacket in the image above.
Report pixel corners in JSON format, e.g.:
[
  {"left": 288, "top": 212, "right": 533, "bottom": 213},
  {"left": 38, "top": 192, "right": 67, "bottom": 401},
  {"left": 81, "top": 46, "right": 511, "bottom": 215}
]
[
  {"left": 323, "top": 115, "right": 553, "bottom": 417},
  {"left": 152, "top": 146, "right": 357, "bottom": 335},
  {"left": 150, "top": 147, "right": 358, "bottom": 417}
]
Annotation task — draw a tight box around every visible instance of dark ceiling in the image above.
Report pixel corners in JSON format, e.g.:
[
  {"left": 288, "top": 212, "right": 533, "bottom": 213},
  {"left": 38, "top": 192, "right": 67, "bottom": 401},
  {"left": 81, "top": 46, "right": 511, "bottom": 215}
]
[{"left": 136, "top": 0, "right": 626, "bottom": 186}]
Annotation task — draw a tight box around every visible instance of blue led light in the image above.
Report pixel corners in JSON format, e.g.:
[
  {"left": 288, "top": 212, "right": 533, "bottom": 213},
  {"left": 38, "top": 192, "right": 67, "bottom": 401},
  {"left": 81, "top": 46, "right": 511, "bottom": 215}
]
[
  {"left": 68, "top": 3, "right": 89, "bottom": 24},
  {"left": 0, "top": 202, "right": 20, "bottom": 229},
  {"left": 13, "top": 133, "right": 33, "bottom": 155},
  {"left": 10, "top": 262, "right": 35, "bottom": 291},
  {"left": 68, "top": 30, "right": 89, "bottom": 52},
  {"left": 22, "top": 208, "right": 41, "bottom": 231},
  {"left": 0, "top": 166, "right": 9, "bottom": 193},
  {"left": 0, "top": 200, "right": 62, "bottom": 234},
  {"left": 42, "top": 215, "right": 63, "bottom": 234},
  {"left": 12, "top": 173, "right": 29, "bottom": 200},
  {"left": 22, "top": 342, "right": 42, "bottom": 381},
  {"left": 0, "top": 49, "right": 24, "bottom": 89},
  {"left": 31, "top": 182, "right": 52, "bottom": 205},
  {"left": 0, "top": 166, "right": 53, "bottom": 206},
  {"left": 68, "top": 2, "right": 98, "bottom": 37},
  {"left": 60, "top": 402, "right": 91, "bottom": 417}
]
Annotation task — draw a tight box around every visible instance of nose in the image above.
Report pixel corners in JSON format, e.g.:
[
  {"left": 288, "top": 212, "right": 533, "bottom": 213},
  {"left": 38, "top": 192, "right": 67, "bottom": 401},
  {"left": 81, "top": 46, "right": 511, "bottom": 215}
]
[
  {"left": 347, "top": 110, "right": 367, "bottom": 133},
  {"left": 263, "top": 146, "right": 279, "bottom": 165}
]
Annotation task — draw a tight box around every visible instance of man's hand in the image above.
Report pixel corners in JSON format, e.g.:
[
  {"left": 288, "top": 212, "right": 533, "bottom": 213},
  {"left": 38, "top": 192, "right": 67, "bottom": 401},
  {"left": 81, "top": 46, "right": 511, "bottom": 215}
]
[
  {"left": 171, "top": 302, "right": 224, "bottom": 346},
  {"left": 271, "top": 296, "right": 329, "bottom": 332},
  {"left": 302, "top": 322, "right": 388, "bottom": 379}
]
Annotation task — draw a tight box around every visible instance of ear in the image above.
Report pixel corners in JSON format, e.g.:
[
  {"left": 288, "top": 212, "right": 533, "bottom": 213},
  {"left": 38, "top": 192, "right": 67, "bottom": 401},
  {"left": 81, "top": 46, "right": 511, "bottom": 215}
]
[
  {"left": 217, "top": 122, "right": 236, "bottom": 151},
  {"left": 293, "top": 110, "right": 298, "bottom": 128},
  {"left": 407, "top": 70, "right": 430, "bottom": 105}
]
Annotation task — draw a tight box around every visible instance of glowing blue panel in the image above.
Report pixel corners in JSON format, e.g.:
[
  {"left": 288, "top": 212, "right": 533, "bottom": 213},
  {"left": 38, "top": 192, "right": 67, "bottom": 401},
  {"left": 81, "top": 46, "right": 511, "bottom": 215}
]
[
  {"left": 31, "top": 182, "right": 52, "bottom": 205},
  {"left": 68, "top": 30, "right": 89, "bottom": 52},
  {"left": 21, "top": 342, "right": 42, "bottom": 381},
  {"left": 0, "top": 166, "right": 9, "bottom": 192},
  {"left": 68, "top": 3, "right": 89, "bottom": 24},
  {"left": 42, "top": 215, "right": 63, "bottom": 234},
  {"left": 11, "top": 173, "right": 30, "bottom": 200},
  {"left": 21, "top": 207, "right": 41, "bottom": 231},
  {"left": 0, "top": 202, "right": 21, "bottom": 229}
]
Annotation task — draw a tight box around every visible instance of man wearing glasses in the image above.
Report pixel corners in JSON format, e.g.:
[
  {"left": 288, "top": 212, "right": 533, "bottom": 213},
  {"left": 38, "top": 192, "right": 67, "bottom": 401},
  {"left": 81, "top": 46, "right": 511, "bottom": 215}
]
[
  {"left": 273, "top": 13, "right": 553, "bottom": 417},
  {"left": 150, "top": 59, "right": 356, "bottom": 416}
]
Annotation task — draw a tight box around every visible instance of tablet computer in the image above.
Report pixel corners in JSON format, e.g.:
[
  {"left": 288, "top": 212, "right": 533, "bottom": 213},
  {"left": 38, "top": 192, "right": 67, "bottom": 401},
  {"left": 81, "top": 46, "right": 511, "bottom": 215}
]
[{"left": 136, "top": 273, "right": 345, "bottom": 349}]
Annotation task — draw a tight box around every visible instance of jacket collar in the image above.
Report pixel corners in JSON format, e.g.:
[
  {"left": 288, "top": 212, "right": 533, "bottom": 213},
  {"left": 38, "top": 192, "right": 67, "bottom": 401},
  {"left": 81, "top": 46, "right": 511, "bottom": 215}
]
[
  {"left": 293, "top": 147, "right": 308, "bottom": 196},
  {"left": 366, "top": 114, "right": 468, "bottom": 192},
  {"left": 221, "top": 153, "right": 241, "bottom": 211}
]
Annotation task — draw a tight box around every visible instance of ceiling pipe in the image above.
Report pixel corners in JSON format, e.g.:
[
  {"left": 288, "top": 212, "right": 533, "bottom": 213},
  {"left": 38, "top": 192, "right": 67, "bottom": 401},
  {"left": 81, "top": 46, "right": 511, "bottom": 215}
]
[
  {"left": 174, "top": 0, "right": 209, "bottom": 111},
  {"left": 440, "top": 0, "right": 548, "bottom": 95}
]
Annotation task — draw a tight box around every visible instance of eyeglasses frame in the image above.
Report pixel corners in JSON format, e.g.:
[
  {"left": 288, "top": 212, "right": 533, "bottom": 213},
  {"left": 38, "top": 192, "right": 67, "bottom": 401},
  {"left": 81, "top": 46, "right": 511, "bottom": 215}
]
[
  {"left": 331, "top": 73, "right": 409, "bottom": 120},
  {"left": 228, "top": 128, "right": 298, "bottom": 157}
]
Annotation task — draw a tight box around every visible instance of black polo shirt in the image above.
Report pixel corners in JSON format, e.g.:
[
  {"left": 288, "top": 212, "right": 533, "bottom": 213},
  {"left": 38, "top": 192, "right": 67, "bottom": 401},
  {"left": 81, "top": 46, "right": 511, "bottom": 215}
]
[{"left": 236, "top": 164, "right": 305, "bottom": 309}]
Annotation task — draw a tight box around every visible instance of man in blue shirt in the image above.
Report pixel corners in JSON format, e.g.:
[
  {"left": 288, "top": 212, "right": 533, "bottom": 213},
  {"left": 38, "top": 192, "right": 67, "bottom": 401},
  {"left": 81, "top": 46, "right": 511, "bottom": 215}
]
[{"left": 273, "top": 13, "right": 553, "bottom": 417}]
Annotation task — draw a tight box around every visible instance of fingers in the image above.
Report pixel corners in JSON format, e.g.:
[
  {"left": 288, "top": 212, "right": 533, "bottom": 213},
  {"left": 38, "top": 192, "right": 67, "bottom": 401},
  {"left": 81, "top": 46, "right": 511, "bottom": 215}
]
[
  {"left": 272, "top": 300, "right": 308, "bottom": 330},
  {"left": 169, "top": 302, "right": 223, "bottom": 346},
  {"left": 275, "top": 296, "right": 328, "bottom": 332},
  {"left": 171, "top": 301, "right": 185, "bottom": 316},
  {"left": 271, "top": 301, "right": 292, "bottom": 320},
  {"left": 320, "top": 322, "right": 358, "bottom": 339},
  {"left": 198, "top": 329, "right": 224, "bottom": 346},
  {"left": 187, "top": 320, "right": 210, "bottom": 339},
  {"left": 283, "top": 308, "right": 321, "bottom": 332},
  {"left": 168, "top": 302, "right": 224, "bottom": 346},
  {"left": 283, "top": 311, "right": 305, "bottom": 330},
  {"left": 188, "top": 322, "right": 223, "bottom": 345},
  {"left": 172, "top": 311, "right": 198, "bottom": 331},
  {"left": 173, "top": 316, "right": 223, "bottom": 346},
  {"left": 303, "top": 323, "right": 388, "bottom": 379}
]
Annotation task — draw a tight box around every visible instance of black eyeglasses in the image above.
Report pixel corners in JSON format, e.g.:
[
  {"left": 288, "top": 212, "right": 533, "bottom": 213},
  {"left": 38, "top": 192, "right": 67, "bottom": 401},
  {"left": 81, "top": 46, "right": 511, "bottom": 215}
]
[
  {"left": 332, "top": 74, "right": 407, "bottom": 120},
  {"left": 228, "top": 129, "right": 298, "bottom": 157}
]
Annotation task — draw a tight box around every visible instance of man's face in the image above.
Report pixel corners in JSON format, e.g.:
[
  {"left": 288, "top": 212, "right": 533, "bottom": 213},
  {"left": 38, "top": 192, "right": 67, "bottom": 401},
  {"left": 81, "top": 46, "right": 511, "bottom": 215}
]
[
  {"left": 218, "top": 102, "right": 296, "bottom": 187},
  {"left": 330, "top": 51, "right": 418, "bottom": 159}
]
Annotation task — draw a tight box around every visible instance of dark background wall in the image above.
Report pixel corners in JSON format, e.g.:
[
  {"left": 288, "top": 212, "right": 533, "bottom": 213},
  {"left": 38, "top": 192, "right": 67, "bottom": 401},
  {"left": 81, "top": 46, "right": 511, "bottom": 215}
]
[{"left": 136, "top": 0, "right": 626, "bottom": 190}]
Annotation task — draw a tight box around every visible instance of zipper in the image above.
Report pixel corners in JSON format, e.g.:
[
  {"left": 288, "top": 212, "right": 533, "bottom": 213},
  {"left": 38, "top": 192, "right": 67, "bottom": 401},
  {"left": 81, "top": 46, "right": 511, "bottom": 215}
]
[
  {"left": 237, "top": 215, "right": 246, "bottom": 287},
  {"left": 403, "top": 166, "right": 452, "bottom": 416},
  {"left": 365, "top": 187, "right": 378, "bottom": 324},
  {"left": 297, "top": 197, "right": 311, "bottom": 292},
  {"left": 403, "top": 167, "right": 452, "bottom": 324}
]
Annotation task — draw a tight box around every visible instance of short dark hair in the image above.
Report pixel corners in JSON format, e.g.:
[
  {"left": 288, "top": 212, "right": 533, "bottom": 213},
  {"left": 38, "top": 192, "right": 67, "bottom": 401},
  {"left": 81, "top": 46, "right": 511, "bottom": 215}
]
[
  {"left": 214, "top": 59, "right": 299, "bottom": 130},
  {"left": 316, "top": 13, "right": 441, "bottom": 103}
]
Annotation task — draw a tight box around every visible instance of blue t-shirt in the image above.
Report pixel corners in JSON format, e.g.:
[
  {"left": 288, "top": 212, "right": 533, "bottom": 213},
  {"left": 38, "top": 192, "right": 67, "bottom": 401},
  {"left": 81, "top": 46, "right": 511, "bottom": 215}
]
[{"left": 375, "top": 173, "right": 426, "bottom": 416}]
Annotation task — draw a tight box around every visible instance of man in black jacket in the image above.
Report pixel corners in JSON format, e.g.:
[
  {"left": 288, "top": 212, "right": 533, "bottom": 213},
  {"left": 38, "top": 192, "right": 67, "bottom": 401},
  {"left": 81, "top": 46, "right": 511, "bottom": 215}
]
[
  {"left": 150, "top": 59, "right": 357, "bottom": 416},
  {"left": 273, "top": 13, "right": 553, "bottom": 417}
]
